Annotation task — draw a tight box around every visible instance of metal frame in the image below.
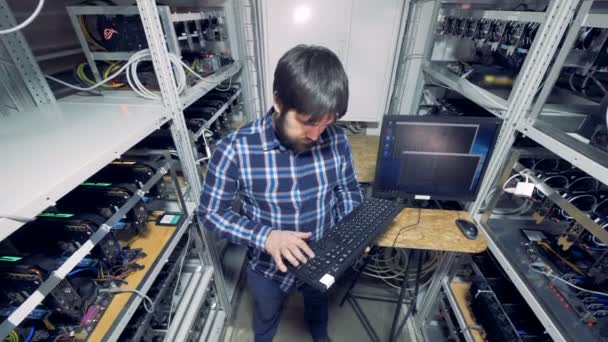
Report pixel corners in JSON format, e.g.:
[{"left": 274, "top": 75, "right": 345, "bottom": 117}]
[
  {"left": 164, "top": 266, "right": 215, "bottom": 341},
  {"left": 0, "top": 0, "right": 55, "bottom": 106},
  {"left": 193, "top": 87, "right": 242, "bottom": 139},
  {"left": 406, "top": 0, "right": 608, "bottom": 340},
  {"left": 441, "top": 278, "right": 475, "bottom": 342},
  {"left": 135, "top": 0, "right": 232, "bottom": 321},
  {"left": 66, "top": 5, "right": 181, "bottom": 83},
  {"left": 528, "top": 1, "right": 594, "bottom": 122},
  {"left": 0, "top": 159, "right": 175, "bottom": 339},
  {"left": 390, "top": 0, "right": 441, "bottom": 115},
  {"left": 105, "top": 207, "right": 195, "bottom": 342},
  {"left": 470, "top": 0, "right": 582, "bottom": 215},
  {"left": 416, "top": 251, "right": 457, "bottom": 323},
  {"left": 0, "top": 0, "right": 245, "bottom": 339}
]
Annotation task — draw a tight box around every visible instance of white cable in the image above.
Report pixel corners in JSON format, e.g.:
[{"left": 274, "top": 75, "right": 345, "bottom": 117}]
[
  {"left": 45, "top": 49, "right": 222, "bottom": 100},
  {"left": 215, "top": 76, "right": 232, "bottom": 91},
  {"left": 0, "top": 0, "right": 45, "bottom": 35},
  {"left": 179, "top": 60, "right": 215, "bottom": 83},
  {"left": 360, "top": 248, "right": 440, "bottom": 289},
  {"left": 0, "top": 214, "right": 35, "bottom": 222},
  {"left": 100, "top": 288, "right": 155, "bottom": 313},
  {"left": 196, "top": 129, "right": 213, "bottom": 164},
  {"left": 529, "top": 263, "right": 608, "bottom": 297},
  {"left": 168, "top": 229, "right": 191, "bottom": 328},
  {"left": 502, "top": 173, "right": 524, "bottom": 194},
  {"left": 46, "top": 61, "right": 132, "bottom": 92}
]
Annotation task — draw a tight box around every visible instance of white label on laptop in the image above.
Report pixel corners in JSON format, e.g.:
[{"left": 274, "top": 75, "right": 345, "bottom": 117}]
[
  {"left": 319, "top": 274, "right": 335, "bottom": 289},
  {"left": 414, "top": 195, "right": 431, "bottom": 200}
]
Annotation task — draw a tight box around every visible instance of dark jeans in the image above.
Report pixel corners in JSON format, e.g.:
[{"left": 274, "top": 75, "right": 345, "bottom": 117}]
[{"left": 246, "top": 267, "right": 329, "bottom": 342}]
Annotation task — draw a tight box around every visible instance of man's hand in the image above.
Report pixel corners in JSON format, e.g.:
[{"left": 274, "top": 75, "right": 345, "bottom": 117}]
[{"left": 265, "top": 230, "right": 315, "bottom": 272}]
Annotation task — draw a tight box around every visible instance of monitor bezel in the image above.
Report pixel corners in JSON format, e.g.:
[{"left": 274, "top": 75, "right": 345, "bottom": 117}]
[{"left": 372, "top": 115, "right": 503, "bottom": 202}]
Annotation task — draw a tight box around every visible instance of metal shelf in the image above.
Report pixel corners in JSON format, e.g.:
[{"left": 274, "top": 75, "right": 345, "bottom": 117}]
[
  {"left": 181, "top": 62, "right": 242, "bottom": 108},
  {"left": 422, "top": 62, "right": 508, "bottom": 118},
  {"left": 193, "top": 87, "right": 242, "bottom": 140},
  {"left": 583, "top": 10, "right": 608, "bottom": 28},
  {"left": 442, "top": 8, "right": 546, "bottom": 23},
  {"left": 0, "top": 164, "right": 171, "bottom": 339},
  {"left": 518, "top": 120, "right": 608, "bottom": 187},
  {"left": 101, "top": 206, "right": 195, "bottom": 342},
  {"left": 199, "top": 308, "right": 227, "bottom": 342},
  {"left": 165, "top": 265, "right": 215, "bottom": 342},
  {"left": 0, "top": 95, "right": 169, "bottom": 241},
  {"left": 441, "top": 279, "right": 481, "bottom": 342},
  {"left": 476, "top": 218, "right": 597, "bottom": 342},
  {"left": 170, "top": 12, "right": 206, "bottom": 22}
]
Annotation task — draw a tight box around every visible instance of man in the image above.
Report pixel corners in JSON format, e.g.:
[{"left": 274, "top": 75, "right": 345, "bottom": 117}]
[{"left": 199, "top": 45, "right": 363, "bottom": 342}]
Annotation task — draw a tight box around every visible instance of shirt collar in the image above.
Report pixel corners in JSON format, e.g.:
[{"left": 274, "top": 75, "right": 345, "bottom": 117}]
[
  {"left": 261, "top": 108, "right": 283, "bottom": 151},
  {"left": 260, "top": 108, "right": 328, "bottom": 152}
]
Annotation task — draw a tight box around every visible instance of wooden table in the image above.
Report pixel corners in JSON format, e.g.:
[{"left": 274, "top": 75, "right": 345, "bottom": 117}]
[
  {"left": 348, "top": 135, "right": 380, "bottom": 183},
  {"left": 345, "top": 135, "right": 488, "bottom": 341},
  {"left": 376, "top": 209, "right": 487, "bottom": 253},
  {"left": 88, "top": 214, "right": 177, "bottom": 341}
]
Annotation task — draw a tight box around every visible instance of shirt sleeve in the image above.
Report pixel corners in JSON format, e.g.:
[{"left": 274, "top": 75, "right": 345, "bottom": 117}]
[
  {"left": 334, "top": 133, "right": 363, "bottom": 220},
  {"left": 198, "top": 137, "right": 272, "bottom": 250}
]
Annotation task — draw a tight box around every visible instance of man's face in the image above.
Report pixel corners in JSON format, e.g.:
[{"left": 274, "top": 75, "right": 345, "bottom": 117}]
[{"left": 273, "top": 110, "right": 335, "bottom": 153}]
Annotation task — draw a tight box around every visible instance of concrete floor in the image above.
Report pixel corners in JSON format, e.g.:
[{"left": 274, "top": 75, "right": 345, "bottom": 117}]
[{"left": 224, "top": 276, "right": 416, "bottom": 342}]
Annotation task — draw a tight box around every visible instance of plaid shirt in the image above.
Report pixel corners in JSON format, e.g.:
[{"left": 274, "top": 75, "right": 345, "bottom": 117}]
[{"left": 198, "top": 111, "right": 362, "bottom": 291}]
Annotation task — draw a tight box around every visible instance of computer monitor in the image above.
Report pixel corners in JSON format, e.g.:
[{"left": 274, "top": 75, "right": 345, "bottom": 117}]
[{"left": 373, "top": 115, "right": 502, "bottom": 202}]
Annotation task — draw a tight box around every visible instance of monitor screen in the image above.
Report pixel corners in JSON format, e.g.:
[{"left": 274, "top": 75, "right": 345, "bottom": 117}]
[{"left": 373, "top": 115, "right": 501, "bottom": 201}]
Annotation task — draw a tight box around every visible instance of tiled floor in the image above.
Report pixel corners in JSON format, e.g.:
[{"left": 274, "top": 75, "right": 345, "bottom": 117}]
[{"left": 224, "top": 276, "right": 416, "bottom": 342}]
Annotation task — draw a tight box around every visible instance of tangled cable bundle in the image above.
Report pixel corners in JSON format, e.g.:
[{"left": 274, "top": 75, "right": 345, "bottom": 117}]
[
  {"left": 46, "top": 49, "right": 217, "bottom": 100},
  {"left": 357, "top": 248, "right": 441, "bottom": 290}
]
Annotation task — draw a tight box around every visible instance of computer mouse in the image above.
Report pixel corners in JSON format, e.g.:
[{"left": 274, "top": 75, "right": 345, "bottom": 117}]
[{"left": 455, "top": 219, "right": 478, "bottom": 240}]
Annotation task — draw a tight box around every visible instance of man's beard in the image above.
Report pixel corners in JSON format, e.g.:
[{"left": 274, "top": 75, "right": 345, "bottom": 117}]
[{"left": 273, "top": 113, "right": 318, "bottom": 153}]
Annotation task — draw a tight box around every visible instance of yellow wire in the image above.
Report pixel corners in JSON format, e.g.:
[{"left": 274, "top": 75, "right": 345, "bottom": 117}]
[
  {"left": 4, "top": 331, "right": 18, "bottom": 342},
  {"left": 79, "top": 15, "right": 106, "bottom": 51},
  {"left": 536, "top": 241, "right": 585, "bottom": 275},
  {"left": 103, "top": 62, "right": 124, "bottom": 88},
  {"left": 76, "top": 63, "right": 97, "bottom": 86}
]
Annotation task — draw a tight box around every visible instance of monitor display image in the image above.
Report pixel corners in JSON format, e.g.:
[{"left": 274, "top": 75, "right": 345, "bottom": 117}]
[{"left": 373, "top": 115, "right": 502, "bottom": 201}]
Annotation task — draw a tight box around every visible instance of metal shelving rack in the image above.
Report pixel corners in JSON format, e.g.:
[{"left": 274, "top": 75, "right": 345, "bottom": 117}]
[
  {"left": 398, "top": 1, "right": 608, "bottom": 341},
  {"left": 0, "top": 0, "right": 251, "bottom": 340}
]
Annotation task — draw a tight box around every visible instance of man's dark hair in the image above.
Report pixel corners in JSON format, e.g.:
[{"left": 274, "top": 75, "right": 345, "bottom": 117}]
[{"left": 273, "top": 45, "right": 349, "bottom": 120}]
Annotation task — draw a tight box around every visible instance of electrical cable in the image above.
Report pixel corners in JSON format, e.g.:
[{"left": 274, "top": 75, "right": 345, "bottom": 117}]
[
  {"left": 354, "top": 208, "right": 440, "bottom": 290},
  {"left": 24, "top": 326, "right": 34, "bottom": 342},
  {"left": 360, "top": 248, "right": 440, "bottom": 290},
  {"left": 535, "top": 241, "right": 585, "bottom": 275},
  {"left": 99, "top": 288, "right": 154, "bottom": 313},
  {"left": 391, "top": 208, "right": 422, "bottom": 248},
  {"left": 46, "top": 49, "right": 219, "bottom": 99},
  {"left": 215, "top": 76, "right": 233, "bottom": 91},
  {"left": 195, "top": 129, "right": 213, "bottom": 164},
  {"left": 0, "top": 0, "right": 45, "bottom": 35},
  {"left": 0, "top": 214, "right": 35, "bottom": 222},
  {"left": 529, "top": 262, "right": 608, "bottom": 297}
]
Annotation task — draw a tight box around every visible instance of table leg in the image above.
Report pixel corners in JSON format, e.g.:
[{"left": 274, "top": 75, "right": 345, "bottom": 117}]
[
  {"left": 339, "top": 246, "right": 377, "bottom": 307},
  {"left": 389, "top": 250, "right": 423, "bottom": 342},
  {"left": 347, "top": 296, "right": 382, "bottom": 342}
]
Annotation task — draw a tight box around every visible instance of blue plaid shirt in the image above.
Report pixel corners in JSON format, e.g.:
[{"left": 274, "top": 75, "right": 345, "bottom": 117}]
[{"left": 198, "top": 112, "right": 362, "bottom": 291}]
